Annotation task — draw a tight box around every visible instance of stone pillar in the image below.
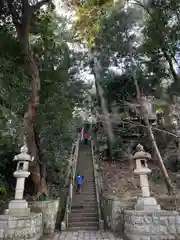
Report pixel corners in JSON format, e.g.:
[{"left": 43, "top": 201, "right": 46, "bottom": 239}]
[
  {"left": 6, "top": 145, "right": 33, "bottom": 216},
  {"left": 134, "top": 164, "right": 151, "bottom": 198},
  {"left": 133, "top": 144, "right": 161, "bottom": 211},
  {"left": 102, "top": 194, "right": 125, "bottom": 232}
]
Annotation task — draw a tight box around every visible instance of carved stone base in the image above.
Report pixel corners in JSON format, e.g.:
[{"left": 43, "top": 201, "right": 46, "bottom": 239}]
[
  {"left": 29, "top": 198, "right": 60, "bottom": 235},
  {"left": 61, "top": 221, "right": 66, "bottom": 231},
  {"left": 135, "top": 197, "right": 161, "bottom": 211},
  {"left": 99, "top": 220, "right": 104, "bottom": 230},
  {"left": 124, "top": 210, "right": 180, "bottom": 240},
  {"left": 5, "top": 200, "right": 30, "bottom": 217},
  {"left": 0, "top": 212, "right": 42, "bottom": 240}
]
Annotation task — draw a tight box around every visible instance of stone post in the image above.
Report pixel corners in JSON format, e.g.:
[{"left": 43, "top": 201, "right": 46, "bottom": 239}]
[
  {"left": 133, "top": 144, "right": 161, "bottom": 211},
  {"left": 6, "top": 145, "right": 33, "bottom": 216}
]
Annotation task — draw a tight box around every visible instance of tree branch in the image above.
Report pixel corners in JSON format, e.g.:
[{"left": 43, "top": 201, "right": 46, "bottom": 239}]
[
  {"left": 0, "top": 96, "right": 12, "bottom": 110},
  {"left": 31, "top": 0, "right": 52, "bottom": 12},
  {"left": 133, "top": 0, "right": 151, "bottom": 15},
  {"left": 7, "top": 0, "right": 21, "bottom": 29},
  {"left": 21, "top": 0, "right": 30, "bottom": 45}
]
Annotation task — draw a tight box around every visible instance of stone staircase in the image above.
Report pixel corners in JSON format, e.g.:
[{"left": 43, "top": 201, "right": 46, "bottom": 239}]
[{"left": 68, "top": 143, "right": 99, "bottom": 230}]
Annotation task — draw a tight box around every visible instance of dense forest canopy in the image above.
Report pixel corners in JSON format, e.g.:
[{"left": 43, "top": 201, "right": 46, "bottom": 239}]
[{"left": 0, "top": 0, "right": 180, "bottom": 196}]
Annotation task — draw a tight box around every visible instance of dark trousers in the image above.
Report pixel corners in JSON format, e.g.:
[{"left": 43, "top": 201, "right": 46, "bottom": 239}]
[
  {"left": 76, "top": 184, "right": 81, "bottom": 193},
  {"left": 84, "top": 139, "right": 88, "bottom": 145}
]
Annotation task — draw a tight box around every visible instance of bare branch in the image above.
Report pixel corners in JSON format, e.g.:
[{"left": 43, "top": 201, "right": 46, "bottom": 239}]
[{"left": 98, "top": 114, "right": 177, "bottom": 138}]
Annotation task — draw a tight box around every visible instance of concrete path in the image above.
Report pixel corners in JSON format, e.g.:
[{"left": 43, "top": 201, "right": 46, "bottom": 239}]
[{"left": 52, "top": 231, "right": 123, "bottom": 240}]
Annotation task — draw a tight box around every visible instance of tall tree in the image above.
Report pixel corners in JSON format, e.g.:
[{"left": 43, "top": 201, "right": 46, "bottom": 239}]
[{"left": 0, "top": 4, "right": 88, "bottom": 197}]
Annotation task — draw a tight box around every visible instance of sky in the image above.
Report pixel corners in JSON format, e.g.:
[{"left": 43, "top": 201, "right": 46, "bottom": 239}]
[{"left": 55, "top": 1, "right": 76, "bottom": 21}]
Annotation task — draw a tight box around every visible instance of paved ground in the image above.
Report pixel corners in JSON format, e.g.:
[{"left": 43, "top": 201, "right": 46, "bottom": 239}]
[{"left": 52, "top": 231, "right": 123, "bottom": 240}]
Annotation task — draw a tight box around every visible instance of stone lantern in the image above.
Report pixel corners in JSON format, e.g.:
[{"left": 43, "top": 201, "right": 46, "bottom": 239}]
[
  {"left": 133, "top": 144, "right": 161, "bottom": 211},
  {"left": 6, "top": 144, "right": 34, "bottom": 216}
]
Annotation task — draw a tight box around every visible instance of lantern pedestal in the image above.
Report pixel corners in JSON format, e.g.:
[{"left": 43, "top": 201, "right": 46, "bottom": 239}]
[
  {"left": 5, "top": 200, "right": 30, "bottom": 217},
  {"left": 5, "top": 169, "right": 31, "bottom": 217},
  {"left": 135, "top": 197, "right": 161, "bottom": 211}
]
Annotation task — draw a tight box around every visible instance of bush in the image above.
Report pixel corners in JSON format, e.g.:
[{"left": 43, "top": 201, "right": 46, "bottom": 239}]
[
  {"left": 0, "top": 174, "right": 8, "bottom": 196},
  {"left": 164, "top": 157, "right": 180, "bottom": 172}
]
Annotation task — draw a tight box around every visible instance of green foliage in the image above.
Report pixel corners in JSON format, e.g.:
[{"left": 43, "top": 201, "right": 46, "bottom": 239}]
[
  {"left": 0, "top": 186, "right": 8, "bottom": 195},
  {"left": 0, "top": 175, "right": 8, "bottom": 195},
  {"left": 0, "top": 8, "right": 88, "bottom": 191},
  {"left": 74, "top": 0, "right": 124, "bottom": 45},
  {"left": 164, "top": 157, "right": 180, "bottom": 172},
  {"left": 37, "top": 194, "right": 52, "bottom": 201},
  {"left": 150, "top": 168, "right": 162, "bottom": 183},
  {"left": 83, "top": 0, "right": 180, "bottom": 158}
]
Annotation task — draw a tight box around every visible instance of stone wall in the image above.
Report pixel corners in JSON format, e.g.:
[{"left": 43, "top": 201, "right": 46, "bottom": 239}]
[
  {"left": 0, "top": 213, "right": 42, "bottom": 240},
  {"left": 124, "top": 210, "right": 180, "bottom": 240},
  {"left": 29, "top": 199, "right": 59, "bottom": 235},
  {"left": 101, "top": 194, "right": 126, "bottom": 232}
]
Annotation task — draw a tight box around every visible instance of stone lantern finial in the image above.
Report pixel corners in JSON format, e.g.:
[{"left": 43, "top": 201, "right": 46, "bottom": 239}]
[
  {"left": 20, "top": 144, "right": 28, "bottom": 154},
  {"left": 136, "top": 143, "right": 144, "bottom": 152}
]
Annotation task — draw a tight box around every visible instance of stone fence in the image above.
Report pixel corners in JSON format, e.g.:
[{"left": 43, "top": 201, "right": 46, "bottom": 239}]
[
  {"left": 101, "top": 194, "right": 125, "bottom": 232},
  {"left": 124, "top": 210, "right": 180, "bottom": 240}
]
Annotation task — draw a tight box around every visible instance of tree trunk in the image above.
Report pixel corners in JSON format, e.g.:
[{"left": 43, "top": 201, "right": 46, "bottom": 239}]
[
  {"left": 134, "top": 78, "right": 173, "bottom": 193},
  {"left": 33, "top": 125, "right": 49, "bottom": 198},
  {"left": 89, "top": 48, "right": 114, "bottom": 160},
  {"left": 21, "top": 44, "right": 48, "bottom": 197},
  {"left": 163, "top": 104, "right": 172, "bottom": 126},
  {"left": 127, "top": 145, "right": 137, "bottom": 188},
  {"left": 162, "top": 49, "right": 178, "bottom": 83}
]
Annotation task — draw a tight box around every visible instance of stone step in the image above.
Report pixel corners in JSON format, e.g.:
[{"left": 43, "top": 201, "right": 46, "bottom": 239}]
[
  {"left": 72, "top": 203, "right": 97, "bottom": 208},
  {"left": 73, "top": 190, "right": 96, "bottom": 193},
  {"left": 70, "top": 145, "right": 99, "bottom": 231},
  {"left": 71, "top": 204, "right": 98, "bottom": 209},
  {"left": 74, "top": 191, "right": 96, "bottom": 194},
  {"left": 69, "top": 212, "right": 98, "bottom": 217},
  {"left": 71, "top": 208, "right": 97, "bottom": 213},
  {"left": 75, "top": 198, "right": 96, "bottom": 201},
  {"left": 74, "top": 194, "right": 96, "bottom": 197},
  {"left": 80, "top": 184, "right": 95, "bottom": 186},
  {"left": 76, "top": 190, "right": 96, "bottom": 193},
  {"left": 74, "top": 196, "right": 96, "bottom": 199},
  {"left": 83, "top": 199, "right": 97, "bottom": 202},
  {"left": 73, "top": 198, "right": 96, "bottom": 202},
  {"left": 81, "top": 184, "right": 96, "bottom": 187},
  {"left": 69, "top": 216, "right": 98, "bottom": 222},
  {"left": 68, "top": 225, "right": 99, "bottom": 231},
  {"left": 75, "top": 193, "right": 96, "bottom": 196},
  {"left": 68, "top": 221, "right": 98, "bottom": 228},
  {"left": 76, "top": 186, "right": 96, "bottom": 189}
]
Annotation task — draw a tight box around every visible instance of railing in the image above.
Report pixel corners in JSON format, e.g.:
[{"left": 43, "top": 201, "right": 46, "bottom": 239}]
[
  {"left": 61, "top": 136, "right": 80, "bottom": 230},
  {"left": 91, "top": 139, "right": 104, "bottom": 229}
]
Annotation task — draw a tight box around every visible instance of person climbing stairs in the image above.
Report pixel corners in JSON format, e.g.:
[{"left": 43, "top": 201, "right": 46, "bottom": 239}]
[{"left": 68, "top": 143, "right": 99, "bottom": 230}]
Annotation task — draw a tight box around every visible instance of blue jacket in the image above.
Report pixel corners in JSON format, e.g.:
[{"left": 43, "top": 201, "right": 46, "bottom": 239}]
[{"left": 76, "top": 175, "right": 83, "bottom": 184}]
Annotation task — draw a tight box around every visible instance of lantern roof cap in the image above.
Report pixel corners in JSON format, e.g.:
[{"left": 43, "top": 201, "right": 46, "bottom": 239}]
[{"left": 133, "top": 144, "right": 151, "bottom": 160}]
